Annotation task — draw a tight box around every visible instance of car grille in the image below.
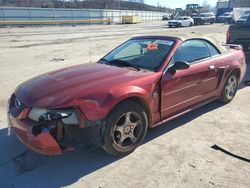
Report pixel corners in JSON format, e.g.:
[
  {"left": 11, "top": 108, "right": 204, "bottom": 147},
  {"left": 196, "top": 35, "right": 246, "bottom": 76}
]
[{"left": 9, "top": 94, "right": 26, "bottom": 117}]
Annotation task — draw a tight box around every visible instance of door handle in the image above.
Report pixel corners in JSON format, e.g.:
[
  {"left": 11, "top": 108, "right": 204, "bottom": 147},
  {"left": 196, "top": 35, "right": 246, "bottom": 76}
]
[{"left": 208, "top": 65, "right": 216, "bottom": 70}]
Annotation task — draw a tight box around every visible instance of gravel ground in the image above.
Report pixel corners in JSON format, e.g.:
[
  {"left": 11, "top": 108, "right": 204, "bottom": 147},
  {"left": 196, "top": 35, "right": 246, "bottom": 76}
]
[{"left": 0, "top": 22, "right": 249, "bottom": 188}]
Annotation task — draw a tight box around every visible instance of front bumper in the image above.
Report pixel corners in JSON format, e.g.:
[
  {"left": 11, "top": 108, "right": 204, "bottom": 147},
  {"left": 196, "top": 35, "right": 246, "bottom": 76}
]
[
  {"left": 8, "top": 94, "right": 103, "bottom": 155},
  {"left": 168, "top": 22, "right": 179, "bottom": 26},
  {"left": 9, "top": 112, "right": 62, "bottom": 155}
]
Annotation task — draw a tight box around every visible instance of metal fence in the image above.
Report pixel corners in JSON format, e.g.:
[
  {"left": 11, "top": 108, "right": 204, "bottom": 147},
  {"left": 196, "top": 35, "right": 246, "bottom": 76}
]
[{"left": 0, "top": 7, "right": 166, "bottom": 25}]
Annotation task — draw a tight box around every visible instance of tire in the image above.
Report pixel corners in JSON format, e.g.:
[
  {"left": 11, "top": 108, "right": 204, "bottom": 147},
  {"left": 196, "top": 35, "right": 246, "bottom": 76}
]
[
  {"left": 178, "top": 23, "right": 181, "bottom": 27},
  {"left": 101, "top": 101, "right": 148, "bottom": 156},
  {"left": 210, "top": 19, "right": 214, "bottom": 24},
  {"left": 189, "top": 22, "right": 193, "bottom": 27},
  {"left": 219, "top": 73, "right": 238, "bottom": 104},
  {"left": 169, "top": 25, "right": 172, "bottom": 28}
]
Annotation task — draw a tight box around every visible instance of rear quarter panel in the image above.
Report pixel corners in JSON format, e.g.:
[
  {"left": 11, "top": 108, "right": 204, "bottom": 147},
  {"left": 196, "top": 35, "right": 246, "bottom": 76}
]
[{"left": 216, "top": 49, "right": 246, "bottom": 92}]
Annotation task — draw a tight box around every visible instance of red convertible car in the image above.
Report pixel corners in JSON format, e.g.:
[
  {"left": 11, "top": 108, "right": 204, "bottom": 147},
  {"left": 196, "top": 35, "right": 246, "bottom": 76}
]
[{"left": 8, "top": 36, "right": 246, "bottom": 156}]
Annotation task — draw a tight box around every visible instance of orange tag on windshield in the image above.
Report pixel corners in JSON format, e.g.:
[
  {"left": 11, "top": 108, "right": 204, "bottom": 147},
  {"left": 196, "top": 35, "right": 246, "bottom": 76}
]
[{"left": 146, "top": 43, "right": 158, "bottom": 51}]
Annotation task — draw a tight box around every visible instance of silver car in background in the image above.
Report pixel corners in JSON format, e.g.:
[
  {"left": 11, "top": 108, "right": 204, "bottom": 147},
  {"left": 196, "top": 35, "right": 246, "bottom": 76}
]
[
  {"left": 193, "top": 13, "right": 216, "bottom": 25},
  {"left": 217, "top": 12, "right": 233, "bottom": 23}
]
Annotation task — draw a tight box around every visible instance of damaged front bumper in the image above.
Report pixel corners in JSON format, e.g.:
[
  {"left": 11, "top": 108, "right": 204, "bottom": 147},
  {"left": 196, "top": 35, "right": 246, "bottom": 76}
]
[
  {"left": 8, "top": 95, "right": 103, "bottom": 155},
  {"left": 9, "top": 113, "right": 63, "bottom": 155},
  {"left": 9, "top": 110, "right": 103, "bottom": 155}
]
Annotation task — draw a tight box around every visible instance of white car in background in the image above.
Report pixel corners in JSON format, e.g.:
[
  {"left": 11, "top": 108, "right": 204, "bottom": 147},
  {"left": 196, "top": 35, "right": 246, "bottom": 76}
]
[{"left": 168, "top": 16, "right": 194, "bottom": 27}]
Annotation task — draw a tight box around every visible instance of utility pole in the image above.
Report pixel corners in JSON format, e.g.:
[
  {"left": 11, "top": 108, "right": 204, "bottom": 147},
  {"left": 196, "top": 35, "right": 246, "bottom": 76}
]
[
  {"left": 141, "top": 0, "right": 144, "bottom": 11},
  {"left": 106, "top": 1, "right": 108, "bottom": 10},
  {"left": 62, "top": 0, "right": 65, "bottom": 8}
]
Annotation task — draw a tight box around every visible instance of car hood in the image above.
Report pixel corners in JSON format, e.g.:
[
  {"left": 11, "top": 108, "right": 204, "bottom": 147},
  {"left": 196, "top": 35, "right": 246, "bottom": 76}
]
[{"left": 15, "top": 63, "right": 155, "bottom": 108}]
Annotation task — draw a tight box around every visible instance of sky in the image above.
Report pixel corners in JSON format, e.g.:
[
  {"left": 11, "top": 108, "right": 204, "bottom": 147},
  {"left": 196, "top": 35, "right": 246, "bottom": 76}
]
[{"left": 144, "top": 0, "right": 218, "bottom": 9}]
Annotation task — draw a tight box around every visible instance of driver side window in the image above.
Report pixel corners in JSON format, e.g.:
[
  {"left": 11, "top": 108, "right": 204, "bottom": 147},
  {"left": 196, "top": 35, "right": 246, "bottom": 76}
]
[{"left": 172, "top": 40, "right": 211, "bottom": 64}]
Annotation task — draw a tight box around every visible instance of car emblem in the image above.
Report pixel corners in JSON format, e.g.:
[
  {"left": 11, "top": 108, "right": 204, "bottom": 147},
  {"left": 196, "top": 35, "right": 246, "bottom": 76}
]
[
  {"left": 152, "top": 91, "right": 158, "bottom": 98},
  {"left": 15, "top": 98, "right": 21, "bottom": 109}
]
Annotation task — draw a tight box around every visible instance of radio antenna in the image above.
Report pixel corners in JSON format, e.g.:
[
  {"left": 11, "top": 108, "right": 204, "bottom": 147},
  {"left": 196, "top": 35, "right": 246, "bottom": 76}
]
[{"left": 88, "top": 10, "right": 92, "bottom": 63}]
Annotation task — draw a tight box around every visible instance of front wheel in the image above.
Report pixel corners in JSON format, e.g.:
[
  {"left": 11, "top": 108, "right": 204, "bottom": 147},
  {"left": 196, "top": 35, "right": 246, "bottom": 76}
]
[
  {"left": 101, "top": 101, "right": 148, "bottom": 156},
  {"left": 220, "top": 73, "right": 238, "bottom": 104}
]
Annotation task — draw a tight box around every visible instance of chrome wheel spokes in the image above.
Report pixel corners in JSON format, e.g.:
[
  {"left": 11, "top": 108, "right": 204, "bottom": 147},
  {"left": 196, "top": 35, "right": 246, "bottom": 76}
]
[
  {"left": 225, "top": 75, "right": 237, "bottom": 100},
  {"left": 113, "top": 112, "right": 142, "bottom": 148}
]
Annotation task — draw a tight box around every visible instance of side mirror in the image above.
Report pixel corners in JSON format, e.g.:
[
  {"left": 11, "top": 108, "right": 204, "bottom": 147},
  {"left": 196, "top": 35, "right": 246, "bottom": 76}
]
[{"left": 168, "top": 61, "right": 190, "bottom": 74}]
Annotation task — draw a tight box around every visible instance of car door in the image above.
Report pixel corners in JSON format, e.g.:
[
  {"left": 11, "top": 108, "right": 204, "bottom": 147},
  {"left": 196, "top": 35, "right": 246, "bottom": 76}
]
[
  {"left": 161, "top": 39, "right": 220, "bottom": 120},
  {"left": 182, "top": 17, "right": 189, "bottom": 26},
  {"left": 205, "top": 14, "right": 210, "bottom": 23},
  {"left": 204, "top": 14, "right": 209, "bottom": 23}
]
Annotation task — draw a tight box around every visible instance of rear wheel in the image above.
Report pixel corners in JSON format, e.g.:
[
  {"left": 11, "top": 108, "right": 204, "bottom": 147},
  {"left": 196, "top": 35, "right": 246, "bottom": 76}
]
[
  {"left": 220, "top": 73, "right": 238, "bottom": 104},
  {"left": 101, "top": 101, "right": 148, "bottom": 156}
]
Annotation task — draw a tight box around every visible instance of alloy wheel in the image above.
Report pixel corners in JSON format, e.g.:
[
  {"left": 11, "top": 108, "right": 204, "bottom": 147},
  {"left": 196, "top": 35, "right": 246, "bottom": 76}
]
[
  {"left": 225, "top": 75, "right": 237, "bottom": 100},
  {"left": 112, "top": 112, "right": 143, "bottom": 149}
]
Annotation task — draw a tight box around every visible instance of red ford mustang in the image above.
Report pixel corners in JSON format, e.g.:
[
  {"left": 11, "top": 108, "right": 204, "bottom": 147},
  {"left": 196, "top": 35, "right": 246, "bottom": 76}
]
[{"left": 8, "top": 36, "right": 246, "bottom": 156}]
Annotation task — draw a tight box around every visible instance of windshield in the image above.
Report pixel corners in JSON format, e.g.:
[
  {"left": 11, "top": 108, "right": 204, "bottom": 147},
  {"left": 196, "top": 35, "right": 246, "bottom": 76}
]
[
  {"left": 240, "top": 16, "right": 249, "bottom": 19},
  {"left": 175, "top": 18, "right": 183, "bottom": 20},
  {"left": 100, "top": 39, "right": 175, "bottom": 71}
]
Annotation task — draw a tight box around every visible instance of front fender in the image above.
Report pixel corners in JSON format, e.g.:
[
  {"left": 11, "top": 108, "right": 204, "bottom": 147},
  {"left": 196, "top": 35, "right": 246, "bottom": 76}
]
[
  {"left": 74, "top": 86, "right": 152, "bottom": 121},
  {"left": 224, "top": 59, "right": 244, "bottom": 82}
]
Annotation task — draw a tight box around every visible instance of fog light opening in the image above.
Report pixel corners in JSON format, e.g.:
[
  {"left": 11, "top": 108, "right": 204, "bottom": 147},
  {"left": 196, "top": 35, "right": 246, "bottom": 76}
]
[{"left": 32, "top": 125, "right": 43, "bottom": 137}]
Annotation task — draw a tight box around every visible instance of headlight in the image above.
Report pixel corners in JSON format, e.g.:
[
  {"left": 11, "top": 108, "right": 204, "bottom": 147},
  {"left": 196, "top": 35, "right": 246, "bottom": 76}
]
[
  {"left": 28, "top": 108, "right": 47, "bottom": 121},
  {"left": 28, "top": 108, "right": 79, "bottom": 125}
]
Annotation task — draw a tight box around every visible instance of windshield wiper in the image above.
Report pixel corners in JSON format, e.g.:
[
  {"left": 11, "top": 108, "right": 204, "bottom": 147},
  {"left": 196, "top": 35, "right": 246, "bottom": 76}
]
[
  {"left": 109, "top": 59, "right": 141, "bottom": 71},
  {"left": 99, "top": 58, "right": 110, "bottom": 64}
]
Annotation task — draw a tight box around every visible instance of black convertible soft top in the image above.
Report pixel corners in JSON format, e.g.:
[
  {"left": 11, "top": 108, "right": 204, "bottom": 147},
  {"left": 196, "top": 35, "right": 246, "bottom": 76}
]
[{"left": 131, "top": 34, "right": 228, "bottom": 53}]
